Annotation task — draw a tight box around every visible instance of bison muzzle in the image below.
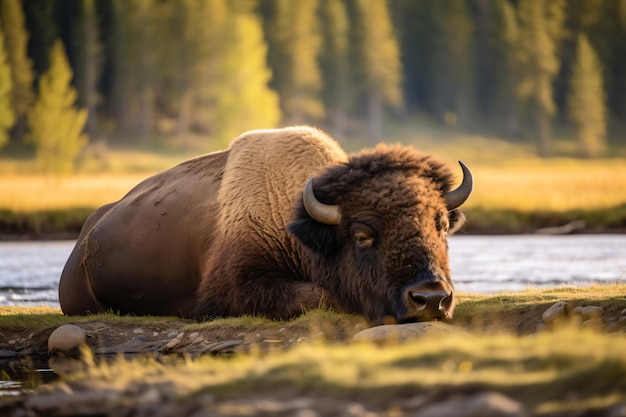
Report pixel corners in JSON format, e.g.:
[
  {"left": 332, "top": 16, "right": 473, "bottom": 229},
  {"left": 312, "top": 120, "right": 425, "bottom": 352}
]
[{"left": 59, "top": 126, "right": 473, "bottom": 326}]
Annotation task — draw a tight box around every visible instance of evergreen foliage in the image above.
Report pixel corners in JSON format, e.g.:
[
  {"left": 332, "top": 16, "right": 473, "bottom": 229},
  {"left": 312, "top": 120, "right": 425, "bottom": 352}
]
[
  {"left": 26, "top": 40, "right": 87, "bottom": 175},
  {"left": 0, "top": 0, "right": 34, "bottom": 138},
  {"left": 0, "top": 0, "right": 624, "bottom": 159},
  {"left": 354, "top": 0, "right": 403, "bottom": 141},
  {"left": 266, "top": 0, "right": 324, "bottom": 124},
  {"left": 567, "top": 34, "right": 607, "bottom": 158},
  {"left": 517, "top": 0, "right": 566, "bottom": 156},
  {"left": 320, "top": 0, "right": 351, "bottom": 138},
  {"left": 213, "top": 5, "right": 281, "bottom": 145},
  {"left": 0, "top": 21, "right": 14, "bottom": 149},
  {"left": 429, "top": 0, "right": 475, "bottom": 128}
]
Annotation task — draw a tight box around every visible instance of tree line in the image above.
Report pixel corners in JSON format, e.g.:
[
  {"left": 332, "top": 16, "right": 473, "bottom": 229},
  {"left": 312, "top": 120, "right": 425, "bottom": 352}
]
[{"left": 0, "top": 0, "right": 624, "bottom": 173}]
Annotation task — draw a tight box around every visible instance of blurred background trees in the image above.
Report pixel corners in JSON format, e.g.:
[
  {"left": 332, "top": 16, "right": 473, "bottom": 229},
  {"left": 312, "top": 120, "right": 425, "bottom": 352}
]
[{"left": 0, "top": 0, "right": 625, "bottom": 169}]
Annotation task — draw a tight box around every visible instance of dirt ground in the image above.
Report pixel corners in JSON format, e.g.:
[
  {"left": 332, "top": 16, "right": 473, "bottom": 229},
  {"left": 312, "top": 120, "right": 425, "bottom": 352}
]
[{"left": 1, "top": 297, "right": 626, "bottom": 417}]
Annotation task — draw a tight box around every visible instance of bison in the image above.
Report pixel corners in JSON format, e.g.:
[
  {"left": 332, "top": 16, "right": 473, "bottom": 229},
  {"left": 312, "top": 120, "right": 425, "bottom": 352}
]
[{"left": 59, "top": 126, "right": 473, "bottom": 325}]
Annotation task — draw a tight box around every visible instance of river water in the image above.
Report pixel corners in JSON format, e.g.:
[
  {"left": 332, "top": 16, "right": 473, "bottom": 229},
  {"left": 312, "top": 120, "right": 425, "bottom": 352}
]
[{"left": 0, "top": 235, "right": 625, "bottom": 308}]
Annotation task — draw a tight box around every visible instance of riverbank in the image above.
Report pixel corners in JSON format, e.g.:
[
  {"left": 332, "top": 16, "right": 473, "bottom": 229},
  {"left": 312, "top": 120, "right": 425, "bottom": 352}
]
[
  {"left": 1, "top": 204, "right": 626, "bottom": 240},
  {"left": 1, "top": 284, "right": 626, "bottom": 416}
]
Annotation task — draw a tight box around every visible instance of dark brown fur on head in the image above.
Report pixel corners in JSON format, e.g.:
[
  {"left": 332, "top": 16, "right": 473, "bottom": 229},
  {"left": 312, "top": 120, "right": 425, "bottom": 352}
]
[{"left": 288, "top": 144, "right": 465, "bottom": 324}]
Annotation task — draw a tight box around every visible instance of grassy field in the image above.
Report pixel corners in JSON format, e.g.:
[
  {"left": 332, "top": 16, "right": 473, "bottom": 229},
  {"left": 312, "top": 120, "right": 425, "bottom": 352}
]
[
  {"left": 1, "top": 128, "right": 626, "bottom": 234},
  {"left": 2, "top": 284, "right": 626, "bottom": 415}
]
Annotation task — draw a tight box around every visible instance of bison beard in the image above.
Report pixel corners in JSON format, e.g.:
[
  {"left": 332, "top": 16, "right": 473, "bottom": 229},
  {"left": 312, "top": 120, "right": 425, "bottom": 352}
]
[{"left": 58, "top": 126, "right": 472, "bottom": 325}]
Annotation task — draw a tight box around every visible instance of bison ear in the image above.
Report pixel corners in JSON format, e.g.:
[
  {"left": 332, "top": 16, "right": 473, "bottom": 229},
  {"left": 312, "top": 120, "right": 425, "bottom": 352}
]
[
  {"left": 288, "top": 218, "right": 341, "bottom": 256},
  {"left": 448, "top": 209, "right": 466, "bottom": 235}
]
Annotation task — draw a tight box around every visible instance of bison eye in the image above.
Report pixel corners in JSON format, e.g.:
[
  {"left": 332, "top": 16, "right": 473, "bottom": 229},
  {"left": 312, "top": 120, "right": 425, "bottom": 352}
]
[
  {"left": 351, "top": 223, "right": 377, "bottom": 250},
  {"left": 354, "top": 231, "right": 374, "bottom": 249}
]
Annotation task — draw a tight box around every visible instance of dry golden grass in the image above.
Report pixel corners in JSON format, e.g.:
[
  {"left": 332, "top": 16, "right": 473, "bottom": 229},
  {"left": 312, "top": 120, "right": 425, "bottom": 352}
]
[
  {"left": 0, "top": 174, "right": 151, "bottom": 211},
  {"left": 467, "top": 159, "right": 626, "bottom": 211},
  {"left": 2, "top": 158, "right": 625, "bottom": 213},
  {"left": 1, "top": 131, "right": 626, "bottom": 213}
]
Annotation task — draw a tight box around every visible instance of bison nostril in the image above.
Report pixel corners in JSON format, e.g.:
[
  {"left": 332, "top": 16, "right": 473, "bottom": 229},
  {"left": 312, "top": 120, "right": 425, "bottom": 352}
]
[
  {"left": 402, "top": 284, "right": 455, "bottom": 322},
  {"left": 409, "top": 292, "right": 428, "bottom": 308}
]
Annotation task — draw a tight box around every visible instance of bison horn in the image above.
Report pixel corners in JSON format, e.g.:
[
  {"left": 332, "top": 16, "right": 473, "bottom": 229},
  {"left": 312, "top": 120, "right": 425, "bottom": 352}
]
[
  {"left": 444, "top": 161, "right": 474, "bottom": 211},
  {"left": 303, "top": 178, "right": 341, "bottom": 225}
]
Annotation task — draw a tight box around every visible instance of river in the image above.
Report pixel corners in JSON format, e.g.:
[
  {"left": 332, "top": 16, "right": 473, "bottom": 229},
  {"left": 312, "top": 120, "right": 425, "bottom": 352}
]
[{"left": 0, "top": 235, "right": 625, "bottom": 308}]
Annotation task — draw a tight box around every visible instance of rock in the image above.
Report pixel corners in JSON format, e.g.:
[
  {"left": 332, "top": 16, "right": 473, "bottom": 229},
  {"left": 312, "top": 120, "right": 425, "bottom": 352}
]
[
  {"left": 208, "top": 340, "right": 244, "bottom": 355},
  {"left": 0, "top": 349, "right": 18, "bottom": 358},
  {"left": 95, "top": 338, "right": 170, "bottom": 354},
  {"left": 581, "top": 306, "right": 604, "bottom": 320},
  {"left": 608, "top": 403, "right": 626, "bottom": 417},
  {"left": 573, "top": 306, "right": 583, "bottom": 315},
  {"left": 581, "top": 318, "right": 605, "bottom": 330},
  {"left": 352, "top": 322, "right": 466, "bottom": 343},
  {"left": 541, "top": 302, "right": 570, "bottom": 327},
  {"left": 411, "top": 392, "right": 528, "bottom": 417},
  {"left": 163, "top": 332, "right": 185, "bottom": 351},
  {"left": 48, "top": 324, "right": 88, "bottom": 356},
  {"left": 133, "top": 328, "right": 144, "bottom": 334}
]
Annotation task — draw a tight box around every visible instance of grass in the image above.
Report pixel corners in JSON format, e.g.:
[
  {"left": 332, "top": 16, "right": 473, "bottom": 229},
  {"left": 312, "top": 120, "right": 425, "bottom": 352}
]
[
  {"left": 1, "top": 127, "right": 626, "bottom": 234},
  {"left": 2, "top": 284, "right": 625, "bottom": 414},
  {"left": 58, "top": 326, "right": 626, "bottom": 415}
]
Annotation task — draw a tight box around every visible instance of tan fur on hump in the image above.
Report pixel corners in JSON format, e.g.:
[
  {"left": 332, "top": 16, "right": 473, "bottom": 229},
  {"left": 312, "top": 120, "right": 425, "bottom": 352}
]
[{"left": 217, "top": 126, "right": 348, "bottom": 237}]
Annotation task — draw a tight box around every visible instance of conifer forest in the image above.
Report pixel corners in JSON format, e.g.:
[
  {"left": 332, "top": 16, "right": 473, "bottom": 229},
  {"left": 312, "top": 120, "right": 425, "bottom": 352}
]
[{"left": 0, "top": 0, "right": 625, "bottom": 166}]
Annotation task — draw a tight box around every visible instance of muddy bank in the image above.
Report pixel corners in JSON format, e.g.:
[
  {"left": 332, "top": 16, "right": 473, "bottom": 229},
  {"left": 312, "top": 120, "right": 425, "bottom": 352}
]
[
  {"left": 3, "top": 205, "right": 626, "bottom": 240},
  {"left": 1, "top": 291, "right": 626, "bottom": 415}
]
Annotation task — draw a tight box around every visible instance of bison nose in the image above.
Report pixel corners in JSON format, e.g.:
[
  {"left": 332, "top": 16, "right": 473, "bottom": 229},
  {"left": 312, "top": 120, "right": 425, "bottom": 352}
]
[{"left": 402, "top": 281, "right": 455, "bottom": 322}]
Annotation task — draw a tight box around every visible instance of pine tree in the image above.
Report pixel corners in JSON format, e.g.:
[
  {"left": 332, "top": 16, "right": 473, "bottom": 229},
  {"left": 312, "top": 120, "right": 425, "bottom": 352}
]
[
  {"left": 354, "top": 0, "right": 403, "bottom": 141},
  {"left": 213, "top": 7, "right": 281, "bottom": 145},
  {"left": 76, "top": 0, "right": 102, "bottom": 139},
  {"left": 429, "top": 0, "right": 474, "bottom": 129},
  {"left": 27, "top": 41, "right": 87, "bottom": 175},
  {"left": 267, "top": 0, "right": 324, "bottom": 124},
  {"left": 492, "top": 0, "right": 523, "bottom": 138},
  {"left": 567, "top": 34, "right": 607, "bottom": 158},
  {"left": 517, "top": 0, "right": 565, "bottom": 156},
  {"left": 173, "top": 0, "right": 229, "bottom": 135},
  {"left": 320, "top": 0, "right": 351, "bottom": 138},
  {"left": 0, "top": 21, "right": 14, "bottom": 150},
  {"left": 0, "top": 0, "right": 34, "bottom": 140}
]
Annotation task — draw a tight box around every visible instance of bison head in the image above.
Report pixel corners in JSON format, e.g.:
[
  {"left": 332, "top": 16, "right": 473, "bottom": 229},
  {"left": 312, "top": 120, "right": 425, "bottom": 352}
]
[{"left": 288, "top": 145, "right": 473, "bottom": 325}]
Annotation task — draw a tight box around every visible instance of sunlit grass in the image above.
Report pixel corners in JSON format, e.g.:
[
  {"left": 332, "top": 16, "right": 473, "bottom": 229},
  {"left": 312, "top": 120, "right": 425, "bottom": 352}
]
[
  {"left": 467, "top": 160, "right": 626, "bottom": 211},
  {"left": 2, "top": 154, "right": 626, "bottom": 213},
  {"left": 3, "top": 285, "right": 626, "bottom": 413},
  {"left": 67, "top": 327, "right": 626, "bottom": 414},
  {"left": 0, "top": 174, "right": 150, "bottom": 211}
]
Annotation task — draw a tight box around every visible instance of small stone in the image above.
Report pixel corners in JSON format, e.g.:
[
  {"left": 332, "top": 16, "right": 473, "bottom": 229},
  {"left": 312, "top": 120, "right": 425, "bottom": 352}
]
[
  {"left": 581, "top": 306, "right": 604, "bottom": 320},
  {"left": 167, "top": 331, "right": 179, "bottom": 338},
  {"left": 415, "top": 391, "right": 528, "bottom": 417},
  {"left": 0, "top": 350, "right": 18, "bottom": 358},
  {"left": 353, "top": 322, "right": 466, "bottom": 343},
  {"left": 541, "top": 302, "right": 570, "bottom": 327},
  {"left": 163, "top": 332, "right": 185, "bottom": 350},
  {"left": 188, "top": 332, "right": 201, "bottom": 343},
  {"left": 293, "top": 409, "right": 321, "bottom": 417},
  {"left": 573, "top": 306, "right": 583, "bottom": 315},
  {"left": 608, "top": 403, "right": 626, "bottom": 417},
  {"left": 133, "top": 328, "right": 144, "bottom": 334},
  {"left": 582, "top": 318, "right": 605, "bottom": 329},
  {"left": 7, "top": 339, "right": 16, "bottom": 345},
  {"left": 48, "top": 324, "right": 88, "bottom": 356}
]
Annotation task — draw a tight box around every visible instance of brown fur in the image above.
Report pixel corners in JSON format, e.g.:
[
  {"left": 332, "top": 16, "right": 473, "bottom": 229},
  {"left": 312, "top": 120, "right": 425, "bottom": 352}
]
[{"left": 59, "top": 126, "right": 467, "bottom": 324}]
